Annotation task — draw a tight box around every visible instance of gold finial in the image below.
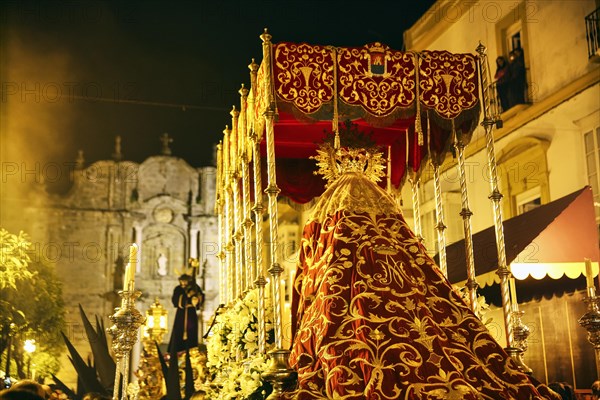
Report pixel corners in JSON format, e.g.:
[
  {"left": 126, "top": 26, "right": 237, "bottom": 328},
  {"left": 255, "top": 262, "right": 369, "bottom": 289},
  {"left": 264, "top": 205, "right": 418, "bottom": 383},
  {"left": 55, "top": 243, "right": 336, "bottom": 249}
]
[
  {"left": 230, "top": 105, "right": 239, "bottom": 118},
  {"left": 312, "top": 144, "right": 386, "bottom": 187},
  {"left": 239, "top": 83, "right": 249, "bottom": 97},
  {"left": 248, "top": 58, "right": 259, "bottom": 73},
  {"left": 260, "top": 28, "right": 271, "bottom": 43},
  {"left": 476, "top": 41, "right": 486, "bottom": 57}
]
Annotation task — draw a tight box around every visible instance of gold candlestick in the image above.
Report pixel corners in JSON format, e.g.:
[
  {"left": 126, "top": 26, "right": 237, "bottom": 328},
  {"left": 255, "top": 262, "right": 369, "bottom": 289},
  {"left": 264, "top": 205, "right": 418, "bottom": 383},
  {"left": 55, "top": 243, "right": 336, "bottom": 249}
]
[
  {"left": 108, "top": 290, "right": 146, "bottom": 400},
  {"left": 262, "top": 349, "right": 298, "bottom": 400},
  {"left": 579, "top": 286, "right": 600, "bottom": 379},
  {"left": 505, "top": 310, "right": 533, "bottom": 375}
]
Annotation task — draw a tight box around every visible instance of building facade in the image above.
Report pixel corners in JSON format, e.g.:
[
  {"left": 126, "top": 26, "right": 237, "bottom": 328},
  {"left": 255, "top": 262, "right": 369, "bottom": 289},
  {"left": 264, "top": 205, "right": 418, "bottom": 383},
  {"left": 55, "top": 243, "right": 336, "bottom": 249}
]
[
  {"left": 403, "top": 0, "right": 600, "bottom": 390},
  {"left": 3, "top": 136, "right": 219, "bottom": 387}
]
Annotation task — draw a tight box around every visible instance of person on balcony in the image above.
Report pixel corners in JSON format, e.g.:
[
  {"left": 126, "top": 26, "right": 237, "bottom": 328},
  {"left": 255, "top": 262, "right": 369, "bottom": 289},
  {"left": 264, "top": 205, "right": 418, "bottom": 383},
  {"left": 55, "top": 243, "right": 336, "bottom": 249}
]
[
  {"left": 494, "top": 55, "right": 510, "bottom": 112},
  {"left": 508, "top": 47, "right": 527, "bottom": 107}
]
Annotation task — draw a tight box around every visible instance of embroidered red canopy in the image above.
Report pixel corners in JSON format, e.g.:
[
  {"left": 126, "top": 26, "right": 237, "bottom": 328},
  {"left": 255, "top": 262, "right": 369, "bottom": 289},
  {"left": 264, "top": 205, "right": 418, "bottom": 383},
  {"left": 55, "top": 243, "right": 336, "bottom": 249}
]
[{"left": 246, "top": 41, "right": 481, "bottom": 203}]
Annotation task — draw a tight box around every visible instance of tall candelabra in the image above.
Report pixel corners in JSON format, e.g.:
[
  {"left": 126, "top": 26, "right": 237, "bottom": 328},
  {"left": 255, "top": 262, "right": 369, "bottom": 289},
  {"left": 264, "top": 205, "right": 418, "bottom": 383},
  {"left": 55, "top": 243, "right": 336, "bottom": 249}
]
[
  {"left": 579, "top": 260, "right": 600, "bottom": 379},
  {"left": 109, "top": 244, "right": 145, "bottom": 400},
  {"left": 508, "top": 309, "right": 532, "bottom": 375},
  {"left": 109, "top": 289, "right": 145, "bottom": 400}
]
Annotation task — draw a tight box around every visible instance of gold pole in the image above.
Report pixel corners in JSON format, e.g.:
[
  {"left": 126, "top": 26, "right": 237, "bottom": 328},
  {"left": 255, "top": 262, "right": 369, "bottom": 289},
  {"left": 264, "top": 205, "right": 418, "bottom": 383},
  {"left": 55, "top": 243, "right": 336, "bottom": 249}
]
[
  {"left": 409, "top": 175, "right": 423, "bottom": 243},
  {"left": 477, "top": 42, "right": 512, "bottom": 346},
  {"left": 223, "top": 126, "right": 235, "bottom": 303},
  {"left": 260, "top": 28, "right": 297, "bottom": 398},
  {"left": 231, "top": 106, "right": 245, "bottom": 297},
  {"left": 476, "top": 43, "right": 531, "bottom": 374},
  {"left": 432, "top": 160, "right": 447, "bottom": 277},
  {"left": 239, "top": 84, "right": 255, "bottom": 293},
  {"left": 215, "top": 143, "right": 226, "bottom": 305},
  {"left": 407, "top": 130, "right": 423, "bottom": 244},
  {"left": 426, "top": 111, "right": 447, "bottom": 278},
  {"left": 262, "top": 70, "right": 282, "bottom": 348},
  {"left": 454, "top": 133, "right": 478, "bottom": 313},
  {"left": 386, "top": 146, "right": 392, "bottom": 193},
  {"left": 249, "top": 57, "right": 268, "bottom": 355}
]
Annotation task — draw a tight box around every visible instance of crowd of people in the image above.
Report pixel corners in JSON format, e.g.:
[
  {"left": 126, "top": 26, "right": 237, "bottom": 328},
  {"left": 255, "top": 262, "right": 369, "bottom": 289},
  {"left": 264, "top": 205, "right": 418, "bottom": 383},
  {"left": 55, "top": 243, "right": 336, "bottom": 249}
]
[
  {"left": 0, "top": 378, "right": 209, "bottom": 399},
  {"left": 494, "top": 47, "right": 527, "bottom": 112},
  {"left": 0, "top": 379, "right": 117, "bottom": 400}
]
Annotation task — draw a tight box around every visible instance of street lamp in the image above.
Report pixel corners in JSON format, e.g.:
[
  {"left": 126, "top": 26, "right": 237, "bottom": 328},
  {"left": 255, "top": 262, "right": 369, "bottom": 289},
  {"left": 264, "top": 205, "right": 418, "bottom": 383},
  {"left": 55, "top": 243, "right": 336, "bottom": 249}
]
[
  {"left": 144, "top": 298, "right": 168, "bottom": 344},
  {"left": 23, "top": 339, "right": 36, "bottom": 379},
  {"left": 136, "top": 298, "right": 168, "bottom": 400},
  {"left": 3, "top": 323, "right": 17, "bottom": 389}
]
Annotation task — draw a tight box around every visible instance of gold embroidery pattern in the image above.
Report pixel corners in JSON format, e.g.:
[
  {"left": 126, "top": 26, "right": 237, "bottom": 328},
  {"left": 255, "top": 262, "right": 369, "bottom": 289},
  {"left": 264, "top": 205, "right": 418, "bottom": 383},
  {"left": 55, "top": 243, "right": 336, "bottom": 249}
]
[
  {"left": 274, "top": 43, "right": 334, "bottom": 114},
  {"left": 337, "top": 45, "right": 416, "bottom": 117},
  {"left": 419, "top": 51, "right": 479, "bottom": 119},
  {"left": 288, "top": 175, "right": 559, "bottom": 400}
]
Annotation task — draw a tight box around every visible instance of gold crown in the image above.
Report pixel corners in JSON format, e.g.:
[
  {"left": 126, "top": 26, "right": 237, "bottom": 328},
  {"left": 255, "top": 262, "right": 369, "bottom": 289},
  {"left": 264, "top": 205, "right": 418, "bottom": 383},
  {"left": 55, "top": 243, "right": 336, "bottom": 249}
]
[
  {"left": 174, "top": 266, "right": 194, "bottom": 277},
  {"left": 366, "top": 42, "right": 387, "bottom": 53},
  {"left": 312, "top": 143, "right": 386, "bottom": 186}
]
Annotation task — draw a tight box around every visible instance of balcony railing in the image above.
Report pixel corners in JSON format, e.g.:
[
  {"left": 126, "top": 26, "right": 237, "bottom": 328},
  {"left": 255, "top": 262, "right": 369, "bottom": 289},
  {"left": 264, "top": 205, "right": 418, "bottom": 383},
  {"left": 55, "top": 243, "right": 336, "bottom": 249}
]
[{"left": 585, "top": 7, "right": 600, "bottom": 59}]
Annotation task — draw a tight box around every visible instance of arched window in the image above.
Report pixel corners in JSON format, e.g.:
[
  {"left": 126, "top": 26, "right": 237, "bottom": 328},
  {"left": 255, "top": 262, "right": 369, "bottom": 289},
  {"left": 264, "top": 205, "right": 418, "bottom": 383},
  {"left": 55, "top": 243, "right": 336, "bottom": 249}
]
[{"left": 497, "top": 137, "right": 550, "bottom": 218}]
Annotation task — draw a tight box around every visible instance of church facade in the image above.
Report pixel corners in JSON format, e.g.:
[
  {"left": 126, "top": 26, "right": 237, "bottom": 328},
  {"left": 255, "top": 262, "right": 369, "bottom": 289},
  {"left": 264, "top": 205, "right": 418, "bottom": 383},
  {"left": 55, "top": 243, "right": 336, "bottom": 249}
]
[{"left": 5, "top": 135, "right": 220, "bottom": 387}]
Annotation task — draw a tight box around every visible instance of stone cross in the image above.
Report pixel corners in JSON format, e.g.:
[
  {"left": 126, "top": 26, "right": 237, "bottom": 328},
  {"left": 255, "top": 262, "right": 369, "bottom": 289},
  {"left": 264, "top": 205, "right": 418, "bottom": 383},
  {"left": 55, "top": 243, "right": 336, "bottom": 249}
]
[
  {"left": 112, "top": 135, "right": 123, "bottom": 161},
  {"left": 160, "top": 133, "right": 173, "bottom": 155},
  {"left": 76, "top": 150, "right": 85, "bottom": 169}
]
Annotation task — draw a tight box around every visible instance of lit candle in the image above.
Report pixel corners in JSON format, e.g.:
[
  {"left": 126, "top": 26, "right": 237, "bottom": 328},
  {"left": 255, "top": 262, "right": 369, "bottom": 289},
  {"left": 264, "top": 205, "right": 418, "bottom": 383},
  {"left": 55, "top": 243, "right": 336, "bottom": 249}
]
[
  {"left": 509, "top": 277, "right": 518, "bottom": 311},
  {"left": 585, "top": 258, "right": 594, "bottom": 289},
  {"left": 123, "top": 244, "right": 138, "bottom": 291},
  {"left": 123, "top": 263, "right": 130, "bottom": 292}
]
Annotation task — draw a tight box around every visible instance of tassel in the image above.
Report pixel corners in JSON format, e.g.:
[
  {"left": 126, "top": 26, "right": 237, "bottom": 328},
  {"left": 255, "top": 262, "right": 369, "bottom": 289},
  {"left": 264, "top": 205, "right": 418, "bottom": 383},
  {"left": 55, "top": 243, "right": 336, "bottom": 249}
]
[
  {"left": 415, "top": 52, "right": 424, "bottom": 146},
  {"left": 415, "top": 113, "right": 423, "bottom": 147}
]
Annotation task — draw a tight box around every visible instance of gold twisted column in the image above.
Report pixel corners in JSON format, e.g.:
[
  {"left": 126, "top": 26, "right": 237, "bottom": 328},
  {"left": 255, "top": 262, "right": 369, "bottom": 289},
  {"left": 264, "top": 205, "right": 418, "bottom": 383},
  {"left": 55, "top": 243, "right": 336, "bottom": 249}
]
[
  {"left": 223, "top": 126, "right": 235, "bottom": 302},
  {"left": 239, "top": 84, "right": 255, "bottom": 293},
  {"left": 409, "top": 175, "right": 423, "bottom": 243},
  {"left": 431, "top": 161, "right": 448, "bottom": 278},
  {"left": 231, "top": 106, "right": 245, "bottom": 297},
  {"left": 233, "top": 185, "right": 243, "bottom": 298},
  {"left": 225, "top": 189, "right": 235, "bottom": 303},
  {"left": 454, "top": 137, "right": 478, "bottom": 312},
  {"left": 215, "top": 143, "right": 227, "bottom": 305},
  {"left": 253, "top": 132, "right": 268, "bottom": 356},
  {"left": 260, "top": 29, "right": 297, "bottom": 399},
  {"left": 477, "top": 43, "right": 530, "bottom": 374},
  {"left": 109, "top": 289, "right": 145, "bottom": 400},
  {"left": 249, "top": 57, "right": 268, "bottom": 355},
  {"left": 263, "top": 106, "right": 282, "bottom": 347}
]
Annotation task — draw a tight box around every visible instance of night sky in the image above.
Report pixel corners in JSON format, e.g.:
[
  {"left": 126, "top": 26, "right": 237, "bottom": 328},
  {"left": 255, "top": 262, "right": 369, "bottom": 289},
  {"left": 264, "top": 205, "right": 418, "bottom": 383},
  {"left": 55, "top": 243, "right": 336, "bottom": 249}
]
[{"left": 0, "top": 0, "right": 435, "bottom": 188}]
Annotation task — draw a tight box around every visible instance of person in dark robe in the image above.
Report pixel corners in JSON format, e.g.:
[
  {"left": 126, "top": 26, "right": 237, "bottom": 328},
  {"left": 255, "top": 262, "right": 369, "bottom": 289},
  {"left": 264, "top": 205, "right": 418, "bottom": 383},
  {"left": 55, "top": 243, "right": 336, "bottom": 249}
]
[
  {"left": 167, "top": 274, "right": 202, "bottom": 353},
  {"left": 508, "top": 48, "right": 527, "bottom": 107},
  {"left": 494, "top": 55, "right": 510, "bottom": 112},
  {"left": 286, "top": 144, "right": 561, "bottom": 399}
]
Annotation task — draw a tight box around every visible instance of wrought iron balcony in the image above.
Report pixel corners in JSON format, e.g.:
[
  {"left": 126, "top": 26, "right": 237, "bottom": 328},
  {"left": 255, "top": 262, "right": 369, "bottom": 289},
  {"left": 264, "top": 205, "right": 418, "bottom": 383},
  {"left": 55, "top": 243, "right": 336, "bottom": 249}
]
[{"left": 585, "top": 7, "right": 600, "bottom": 61}]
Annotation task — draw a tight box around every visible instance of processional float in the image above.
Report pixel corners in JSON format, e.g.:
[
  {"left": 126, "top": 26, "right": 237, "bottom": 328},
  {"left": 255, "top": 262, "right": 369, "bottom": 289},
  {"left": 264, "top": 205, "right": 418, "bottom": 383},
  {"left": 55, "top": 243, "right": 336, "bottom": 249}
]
[{"left": 212, "top": 29, "right": 533, "bottom": 397}]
